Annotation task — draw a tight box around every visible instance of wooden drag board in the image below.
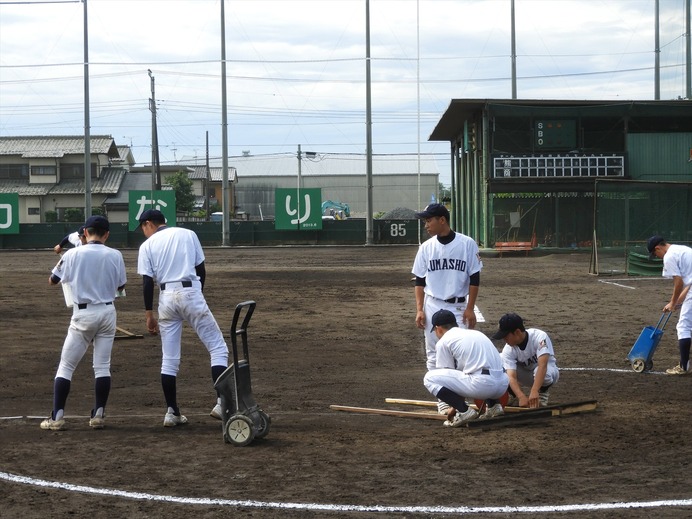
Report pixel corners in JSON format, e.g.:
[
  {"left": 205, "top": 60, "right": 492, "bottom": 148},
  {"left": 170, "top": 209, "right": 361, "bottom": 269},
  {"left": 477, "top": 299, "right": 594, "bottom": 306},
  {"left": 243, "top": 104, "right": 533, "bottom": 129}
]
[
  {"left": 385, "top": 398, "right": 598, "bottom": 417},
  {"left": 329, "top": 400, "right": 598, "bottom": 428},
  {"left": 330, "top": 404, "right": 555, "bottom": 427},
  {"left": 115, "top": 326, "right": 144, "bottom": 340}
]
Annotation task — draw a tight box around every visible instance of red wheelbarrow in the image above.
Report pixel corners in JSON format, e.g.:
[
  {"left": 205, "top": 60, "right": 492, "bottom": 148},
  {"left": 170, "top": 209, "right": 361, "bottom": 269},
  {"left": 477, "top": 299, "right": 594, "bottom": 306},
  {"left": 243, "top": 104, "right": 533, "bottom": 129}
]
[{"left": 627, "top": 312, "right": 673, "bottom": 372}]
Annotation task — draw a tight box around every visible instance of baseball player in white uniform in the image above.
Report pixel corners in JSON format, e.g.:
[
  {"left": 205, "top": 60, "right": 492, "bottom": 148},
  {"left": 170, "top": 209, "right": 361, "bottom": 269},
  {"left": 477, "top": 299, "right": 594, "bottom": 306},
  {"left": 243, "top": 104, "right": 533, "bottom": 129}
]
[
  {"left": 492, "top": 313, "right": 559, "bottom": 408},
  {"left": 53, "top": 226, "right": 85, "bottom": 254},
  {"left": 137, "top": 209, "right": 229, "bottom": 427},
  {"left": 412, "top": 203, "right": 483, "bottom": 413},
  {"left": 42, "top": 216, "right": 127, "bottom": 430},
  {"left": 648, "top": 235, "right": 692, "bottom": 375},
  {"left": 423, "top": 310, "right": 509, "bottom": 427}
]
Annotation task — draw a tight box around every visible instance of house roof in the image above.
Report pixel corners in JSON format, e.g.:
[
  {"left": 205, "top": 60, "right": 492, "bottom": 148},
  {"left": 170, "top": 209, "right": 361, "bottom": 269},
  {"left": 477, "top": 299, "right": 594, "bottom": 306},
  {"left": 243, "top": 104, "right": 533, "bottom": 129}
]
[
  {"left": 0, "top": 168, "right": 125, "bottom": 196},
  {"left": 220, "top": 153, "right": 440, "bottom": 177},
  {"left": 0, "top": 135, "right": 120, "bottom": 159},
  {"left": 189, "top": 165, "right": 237, "bottom": 182},
  {"left": 103, "top": 171, "right": 166, "bottom": 204},
  {"left": 48, "top": 168, "right": 126, "bottom": 195},
  {"left": 0, "top": 179, "right": 52, "bottom": 196}
]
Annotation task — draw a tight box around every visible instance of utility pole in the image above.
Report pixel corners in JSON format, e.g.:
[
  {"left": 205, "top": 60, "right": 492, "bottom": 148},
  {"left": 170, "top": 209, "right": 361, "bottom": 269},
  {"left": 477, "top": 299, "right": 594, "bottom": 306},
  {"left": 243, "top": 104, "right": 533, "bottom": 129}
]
[
  {"left": 83, "top": 0, "right": 91, "bottom": 216},
  {"left": 655, "top": 0, "right": 660, "bottom": 100},
  {"left": 365, "top": 0, "right": 373, "bottom": 245},
  {"left": 220, "top": 0, "right": 230, "bottom": 246},
  {"left": 687, "top": 0, "right": 691, "bottom": 99},
  {"left": 297, "top": 144, "right": 302, "bottom": 229},
  {"left": 511, "top": 0, "right": 517, "bottom": 99},
  {"left": 205, "top": 131, "right": 211, "bottom": 220},
  {"left": 148, "top": 69, "right": 160, "bottom": 191}
]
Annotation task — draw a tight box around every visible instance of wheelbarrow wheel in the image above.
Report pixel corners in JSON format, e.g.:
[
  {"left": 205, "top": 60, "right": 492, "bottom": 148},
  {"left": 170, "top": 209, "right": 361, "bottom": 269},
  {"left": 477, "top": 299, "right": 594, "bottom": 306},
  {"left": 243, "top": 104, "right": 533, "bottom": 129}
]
[
  {"left": 645, "top": 360, "right": 654, "bottom": 371},
  {"left": 255, "top": 410, "right": 271, "bottom": 439},
  {"left": 631, "top": 358, "right": 646, "bottom": 372},
  {"left": 225, "top": 415, "right": 255, "bottom": 446}
]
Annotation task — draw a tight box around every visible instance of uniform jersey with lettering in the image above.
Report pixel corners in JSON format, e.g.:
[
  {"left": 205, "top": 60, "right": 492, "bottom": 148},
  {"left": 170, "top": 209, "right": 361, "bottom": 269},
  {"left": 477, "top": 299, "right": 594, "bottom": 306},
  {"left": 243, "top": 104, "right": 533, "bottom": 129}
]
[
  {"left": 411, "top": 232, "right": 482, "bottom": 300},
  {"left": 435, "top": 327, "right": 504, "bottom": 373},
  {"left": 500, "top": 328, "right": 558, "bottom": 372},
  {"left": 53, "top": 243, "right": 126, "bottom": 304},
  {"left": 662, "top": 244, "right": 692, "bottom": 287},
  {"left": 137, "top": 226, "right": 205, "bottom": 284}
]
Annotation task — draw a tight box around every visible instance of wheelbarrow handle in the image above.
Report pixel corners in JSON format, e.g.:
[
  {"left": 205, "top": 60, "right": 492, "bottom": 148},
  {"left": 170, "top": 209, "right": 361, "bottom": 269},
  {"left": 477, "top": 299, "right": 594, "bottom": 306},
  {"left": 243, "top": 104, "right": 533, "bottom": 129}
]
[{"left": 652, "top": 311, "right": 673, "bottom": 337}]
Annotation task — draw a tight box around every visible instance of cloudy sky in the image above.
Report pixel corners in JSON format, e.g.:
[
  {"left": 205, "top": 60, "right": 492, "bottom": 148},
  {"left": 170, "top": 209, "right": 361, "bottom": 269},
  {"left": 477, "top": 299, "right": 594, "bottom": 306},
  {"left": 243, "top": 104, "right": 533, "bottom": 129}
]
[{"left": 0, "top": 0, "right": 688, "bottom": 184}]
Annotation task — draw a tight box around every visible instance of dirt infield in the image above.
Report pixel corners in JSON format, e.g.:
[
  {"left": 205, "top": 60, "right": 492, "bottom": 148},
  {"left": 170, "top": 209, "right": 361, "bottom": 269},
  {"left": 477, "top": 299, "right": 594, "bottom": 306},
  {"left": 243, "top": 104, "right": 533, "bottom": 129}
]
[{"left": 1, "top": 246, "right": 691, "bottom": 518}]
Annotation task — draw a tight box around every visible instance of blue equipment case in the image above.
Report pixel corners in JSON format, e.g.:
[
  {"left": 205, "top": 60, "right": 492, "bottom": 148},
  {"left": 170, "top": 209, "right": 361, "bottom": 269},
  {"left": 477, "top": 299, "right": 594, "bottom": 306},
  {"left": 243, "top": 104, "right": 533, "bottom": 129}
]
[{"left": 627, "top": 312, "right": 672, "bottom": 372}]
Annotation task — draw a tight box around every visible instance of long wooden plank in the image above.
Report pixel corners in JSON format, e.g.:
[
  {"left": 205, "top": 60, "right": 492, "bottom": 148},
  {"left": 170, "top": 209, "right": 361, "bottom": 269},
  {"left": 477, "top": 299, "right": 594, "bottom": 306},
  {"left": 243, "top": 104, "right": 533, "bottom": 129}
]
[
  {"left": 330, "top": 405, "right": 445, "bottom": 421},
  {"left": 385, "top": 398, "right": 598, "bottom": 416},
  {"left": 115, "top": 326, "right": 144, "bottom": 340},
  {"left": 330, "top": 404, "right": 553, "bottom": 428}
]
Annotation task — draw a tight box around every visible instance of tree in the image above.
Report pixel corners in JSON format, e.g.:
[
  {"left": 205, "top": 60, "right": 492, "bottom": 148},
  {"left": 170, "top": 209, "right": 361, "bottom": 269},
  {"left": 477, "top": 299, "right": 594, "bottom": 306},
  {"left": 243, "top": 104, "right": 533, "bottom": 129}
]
[
  {"left": 165, "top": 171, "right": 196, "bottom": 214},
  {"left": 438, "top": 182, "right": 451, "bottom": 203}
]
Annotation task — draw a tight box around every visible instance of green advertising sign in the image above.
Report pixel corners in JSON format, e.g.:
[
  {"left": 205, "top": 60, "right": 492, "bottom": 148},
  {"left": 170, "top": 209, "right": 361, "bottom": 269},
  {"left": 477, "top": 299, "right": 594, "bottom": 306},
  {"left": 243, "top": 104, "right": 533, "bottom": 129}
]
[
  {"left": 275, "top": 188, "right": 322, "bottom": 230},
  {"left": 128, "top": 190, "right": 177, "bottom": 231},
  {"left": 0, "top": 193, "right": 19, "bottom": 234}
]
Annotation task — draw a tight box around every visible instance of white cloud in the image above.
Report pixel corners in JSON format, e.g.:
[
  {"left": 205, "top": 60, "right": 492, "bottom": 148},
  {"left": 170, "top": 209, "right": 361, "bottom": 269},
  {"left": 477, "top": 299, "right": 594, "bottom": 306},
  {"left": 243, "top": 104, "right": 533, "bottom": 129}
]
[{"left": 0, "top": 0, "right": 688, "bottom": 186}]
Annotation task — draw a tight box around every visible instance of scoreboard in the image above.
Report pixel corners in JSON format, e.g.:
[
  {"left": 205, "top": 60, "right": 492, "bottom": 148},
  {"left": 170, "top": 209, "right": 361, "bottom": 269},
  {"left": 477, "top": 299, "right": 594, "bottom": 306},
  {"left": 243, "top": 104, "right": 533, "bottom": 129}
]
[{"left": 535, "top": 120, "right": 577, "bottom": 150}]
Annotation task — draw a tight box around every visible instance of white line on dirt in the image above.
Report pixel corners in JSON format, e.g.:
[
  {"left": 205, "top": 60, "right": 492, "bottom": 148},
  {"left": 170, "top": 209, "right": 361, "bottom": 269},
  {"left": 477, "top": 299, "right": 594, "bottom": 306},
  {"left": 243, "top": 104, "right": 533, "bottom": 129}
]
[{"left": 0, "top": 470, "right": 690, "bottom": 515}]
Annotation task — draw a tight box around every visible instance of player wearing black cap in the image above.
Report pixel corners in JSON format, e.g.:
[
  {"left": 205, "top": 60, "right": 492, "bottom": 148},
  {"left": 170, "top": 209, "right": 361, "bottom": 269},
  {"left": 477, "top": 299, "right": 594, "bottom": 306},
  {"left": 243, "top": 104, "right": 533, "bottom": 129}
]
[
  {"left": 491, "top": 313, "right": 559, "bottom": 407},
  {"left": 423, "top": 309, "right": 508, "bottom": 427},
  {"left": 41, "top": 215, "right": 127, "bottom": 430},
  {"left": 648, "top": 235, "right": 692, "bottom": 375},
  {"left": 412, "top": 203, "right": 483, "bottom": 415},
  {"left": 137, "top": 209, "right": 229, "bottom": 427}
]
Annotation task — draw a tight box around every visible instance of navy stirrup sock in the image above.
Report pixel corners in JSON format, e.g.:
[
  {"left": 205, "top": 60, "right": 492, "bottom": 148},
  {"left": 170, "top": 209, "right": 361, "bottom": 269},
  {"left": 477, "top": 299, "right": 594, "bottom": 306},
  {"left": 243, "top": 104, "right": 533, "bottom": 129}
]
[
  {"left": 680, "top": 338, "right": 692, "bottom": 370},
  {"left": 437, "top": 387, "right": 468, "bottom": 412}
]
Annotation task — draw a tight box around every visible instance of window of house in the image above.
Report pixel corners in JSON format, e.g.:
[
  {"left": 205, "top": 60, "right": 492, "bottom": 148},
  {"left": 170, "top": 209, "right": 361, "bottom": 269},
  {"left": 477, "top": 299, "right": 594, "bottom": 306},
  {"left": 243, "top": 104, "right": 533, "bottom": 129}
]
[
  {"left": 31, "top": 165, "right": 57, "bottom": 176},
  {"left": 0, "top": 164, "right": 29, "bottom": 179},
  {"left": 28, "top": 208, "right": 40, "bottom": 215},
  {"left": 61, "top": 164, "right": 98, "bottom": 179}
]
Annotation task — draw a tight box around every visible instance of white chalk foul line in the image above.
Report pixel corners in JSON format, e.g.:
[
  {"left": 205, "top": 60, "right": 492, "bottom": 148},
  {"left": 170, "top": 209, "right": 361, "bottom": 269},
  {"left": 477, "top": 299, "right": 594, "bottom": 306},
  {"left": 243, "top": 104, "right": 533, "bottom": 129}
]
[{"left": 0, "top": 470, "right": 691, "bottom": 515}]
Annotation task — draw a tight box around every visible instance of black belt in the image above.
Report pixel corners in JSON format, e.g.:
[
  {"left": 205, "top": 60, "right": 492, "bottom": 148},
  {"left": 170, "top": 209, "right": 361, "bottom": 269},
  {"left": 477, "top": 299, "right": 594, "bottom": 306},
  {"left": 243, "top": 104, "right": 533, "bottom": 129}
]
[
  {"left": 77, "top": 302, "right": 112, "bottom": 310},
  {"left": 481, "top": 368, "right": 489, "bottom": 375},
  {"left": 160, "top": 281, "right": 192, "bottom": 290},
  {"left": 444, "top": 296, "right": 466, "bottom": 304}
]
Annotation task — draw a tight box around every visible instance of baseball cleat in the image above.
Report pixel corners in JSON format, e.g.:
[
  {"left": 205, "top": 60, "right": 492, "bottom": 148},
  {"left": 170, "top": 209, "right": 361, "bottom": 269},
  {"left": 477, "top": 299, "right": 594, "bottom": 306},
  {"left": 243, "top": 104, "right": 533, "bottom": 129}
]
[
  {"left": 40, "top": 417, "right": 66, "bottom": 431},
  {"left": 479, "top": 403, "right": 504, "bottom": 420},
  {"left": 210, "top": 403, "right": 223, "bottom": 420},
  {"left": 443, "top": 408, "right": 478, "bottom": 427},
  {"left": 437, "top": 400, "right": 451, "bottom": 415},
  {"left": 666, "top": 364, "right": 691, "bottom": 375},
  {"left": 163, "top": 412, "right": 188, "bottom": 427},
  {"left": 539, "top": 391, "right": 550, "bottom": 407},
  {"left": 89, "top": 416, "right": 105, "bottom": 429}
]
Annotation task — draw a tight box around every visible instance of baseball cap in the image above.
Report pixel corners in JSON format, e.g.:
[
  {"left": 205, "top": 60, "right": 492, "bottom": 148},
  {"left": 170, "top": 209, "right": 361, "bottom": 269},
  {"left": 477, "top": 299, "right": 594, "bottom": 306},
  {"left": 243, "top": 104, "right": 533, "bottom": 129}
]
[
  {"left": 83, "top": 215, "right": 110, "bottom": 232},
  {"left": 646, "top": 235, "right": 665, "bottom": 258},
  {"left": 138, "top": 209, "right": 166, "bottom": 226},
  {"left": 491, "top": 313, "right": 524, "bottom": 340},
  {"left": 77, "top": 225, "right": 86, "bottom": 236},
  {"left": 430, "top": 309, "right": 458, "bottom": 332},
  {"left": 415, "top": 203, "right": 449, "bottom": 221}
]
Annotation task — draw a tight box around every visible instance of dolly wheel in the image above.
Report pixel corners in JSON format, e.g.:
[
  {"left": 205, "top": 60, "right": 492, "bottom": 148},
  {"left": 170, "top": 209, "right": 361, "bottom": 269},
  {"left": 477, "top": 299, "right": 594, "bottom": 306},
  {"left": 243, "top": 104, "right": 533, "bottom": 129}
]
[
  {"left": 645, "top": 360, "right": 654, "bottom": 371},
  {"left": 225, "top": 415, "right": 254, "bottom": 446},
  {"left": 632, "top": 359, "right": 646, "bottom": 372},
  {"left": 256, "top": 410, "right": 271, "bottom": 439}
]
